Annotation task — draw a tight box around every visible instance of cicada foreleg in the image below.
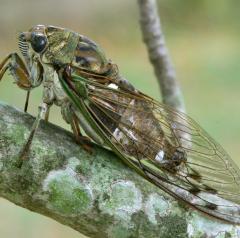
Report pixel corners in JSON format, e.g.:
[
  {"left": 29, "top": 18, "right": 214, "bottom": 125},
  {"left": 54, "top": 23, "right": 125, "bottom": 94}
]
[{"left": 0, "top": 53, "right": 32, "bottom": 112}]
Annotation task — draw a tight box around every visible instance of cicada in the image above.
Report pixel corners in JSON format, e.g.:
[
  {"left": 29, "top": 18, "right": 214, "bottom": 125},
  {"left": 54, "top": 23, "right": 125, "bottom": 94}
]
[{"left": 0, "top": 25, "right": 240, "bottom": 224}]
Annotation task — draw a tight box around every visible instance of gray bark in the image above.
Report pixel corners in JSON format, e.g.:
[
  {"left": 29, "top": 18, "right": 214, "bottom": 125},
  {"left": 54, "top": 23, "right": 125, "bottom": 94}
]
[
  {"left": 137, "top": 0, "right": 185, "bottom": 112},
  {"left": 0, "top": 101, "right": 239, "bottom": 238}
]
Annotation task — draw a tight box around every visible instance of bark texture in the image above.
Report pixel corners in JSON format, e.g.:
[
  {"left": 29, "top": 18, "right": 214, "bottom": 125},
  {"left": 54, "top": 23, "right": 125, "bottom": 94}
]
[
  {"left": 0, "top": 101, "right": 239, "bottom": 238},
  {"left": 137, "top": 0, "right": 185, "bottom": 112}
]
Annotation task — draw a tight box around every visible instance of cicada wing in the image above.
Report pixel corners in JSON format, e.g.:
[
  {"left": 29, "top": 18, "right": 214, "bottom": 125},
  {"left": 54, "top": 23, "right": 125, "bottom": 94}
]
[
  {"left": 141, "top": 163, "right": 240, "bottom": 224},
  {"left": 63, "top": 71, "right": 240, "bottom": 224}
]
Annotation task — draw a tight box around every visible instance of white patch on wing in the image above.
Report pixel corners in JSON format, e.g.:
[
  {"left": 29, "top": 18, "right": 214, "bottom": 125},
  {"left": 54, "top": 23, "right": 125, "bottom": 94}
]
[
  {"left": 129, "top": 99, "right": 135, "bottom": 105},
  {"left": 113, "top": 128, "right": 124, "bottom": 141},
  {"left": 108, "top": 83, "right": 118, "bottom": 89},
  {"left": 94, "top": 98, "right": 114, "bottom": 110},
  {"left": 129, "top": 115, "right": 134, "bottom": 124},
  {"left": 155, "top": 150, "right": 165, "bottom": 163},
  {"left": 127, "top": 130, "right": 137, "bottom": 140},
  {"left": 113, "top": 127, "right": 138, "bottom": 142},
  {"left": 88, "top": 85, "right": 95, "bottom": 90}
]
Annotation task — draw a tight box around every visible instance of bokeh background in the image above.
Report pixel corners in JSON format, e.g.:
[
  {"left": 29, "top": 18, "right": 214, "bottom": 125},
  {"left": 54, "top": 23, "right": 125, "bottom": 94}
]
[{"left": 0, "top": 0, "right": 240, "bottom": 237}]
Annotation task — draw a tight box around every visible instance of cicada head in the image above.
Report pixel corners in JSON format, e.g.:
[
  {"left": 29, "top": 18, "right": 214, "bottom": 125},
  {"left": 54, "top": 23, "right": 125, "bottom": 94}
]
[
  {"left": 18, "top": 25, "right": 77, "bottom": 65},
  {"left": 18, "top": 25, "right": 111, "bottom": 75},
  {"left": 18, "top": 25, "right": 47, "bottom": 60}
]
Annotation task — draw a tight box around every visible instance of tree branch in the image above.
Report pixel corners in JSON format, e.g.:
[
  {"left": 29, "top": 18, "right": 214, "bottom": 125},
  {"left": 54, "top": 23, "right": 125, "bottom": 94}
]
[
  {"left": 137, "top": 0, "right": 185, "bottom": 112},
  {"left": 0, "top": 101, "right": 239, "bottom": 237}
]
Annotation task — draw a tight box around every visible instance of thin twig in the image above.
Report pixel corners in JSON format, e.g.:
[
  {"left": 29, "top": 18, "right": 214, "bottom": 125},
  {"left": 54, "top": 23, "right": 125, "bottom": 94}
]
[{"left": 137, "top": 0, "right": 185, "bottom": 112}]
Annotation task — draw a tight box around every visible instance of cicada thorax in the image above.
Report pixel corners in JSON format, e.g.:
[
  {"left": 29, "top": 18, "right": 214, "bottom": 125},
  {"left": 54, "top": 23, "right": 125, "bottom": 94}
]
[
  {"left": 42, "top": 26, "right": 79, "bottom": 65},
  {"left": 72, "top": 36, "right": 110, "bottom": 74},
  {"left": 42, "top": 26, "right": 109, "bottom": 73},
  {"left": 88, "top": 87, "right": 186, "bottom": 173}
]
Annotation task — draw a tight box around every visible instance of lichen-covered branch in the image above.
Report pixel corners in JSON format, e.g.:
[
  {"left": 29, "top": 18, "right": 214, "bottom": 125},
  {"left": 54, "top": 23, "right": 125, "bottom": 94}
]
[
  {"left": 0, "top": 101, "right": 239, "bottom": 238},
  {"left": 137, "top": 0, "right": 185, "bottom": 112}
]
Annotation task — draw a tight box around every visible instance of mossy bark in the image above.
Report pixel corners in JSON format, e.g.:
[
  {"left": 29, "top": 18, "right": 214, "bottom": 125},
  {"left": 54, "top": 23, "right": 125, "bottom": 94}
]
[{"left": 0, "top": 101, "right": 239, "bottom": 238}]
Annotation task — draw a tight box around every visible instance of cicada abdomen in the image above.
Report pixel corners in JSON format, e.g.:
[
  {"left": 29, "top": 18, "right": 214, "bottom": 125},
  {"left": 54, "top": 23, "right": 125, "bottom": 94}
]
[{"left": 88, "top": 84, "right": 187, "bottom": 173}]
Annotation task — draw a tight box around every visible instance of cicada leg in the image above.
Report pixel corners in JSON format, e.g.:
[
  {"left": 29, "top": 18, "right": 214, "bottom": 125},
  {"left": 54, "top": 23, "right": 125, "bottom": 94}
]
[
  {"left": 24, "top": 91, "right": 31, "bottom": 113},
  {"left": 44, "top": 105, "right": 51, "bottom": 122},
  {"left": 61, "top": 102, "right": 93, "bottom": 153},
  {"left": 71, "top": 114, "right": 93, "bottom": 153},
  {"left": 0, "top": 53, "right": 33, "bottom": 112},
  {"left": 17, "top": 102, "right": 51, "bottom": 167}
]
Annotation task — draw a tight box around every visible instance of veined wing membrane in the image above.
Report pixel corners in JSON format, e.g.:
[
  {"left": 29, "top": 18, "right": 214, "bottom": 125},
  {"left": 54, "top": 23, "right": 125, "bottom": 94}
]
[{"left": 67, "top": 72, "right": 240, "bottom": 224}]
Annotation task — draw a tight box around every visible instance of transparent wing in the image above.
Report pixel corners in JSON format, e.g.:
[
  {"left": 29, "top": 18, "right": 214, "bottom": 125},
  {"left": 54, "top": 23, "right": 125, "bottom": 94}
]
[{"left": 67, "top": 71, "right": 240, "bottom": 224}]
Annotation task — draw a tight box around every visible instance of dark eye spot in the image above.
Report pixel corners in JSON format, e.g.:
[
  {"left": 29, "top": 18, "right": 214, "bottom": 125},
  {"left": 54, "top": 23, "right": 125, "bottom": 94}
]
[
  {"left": 205, "top": 203, "right": 218, "bottom": 210},
  {"left": 31, "top": 32, "right": 47, "bottom": 53},
  {"left": 204, "top": 185, "right": 217, "bottom": 194},
  {"left": 189, "top": 187, "right": 201, "bottom": 195}
]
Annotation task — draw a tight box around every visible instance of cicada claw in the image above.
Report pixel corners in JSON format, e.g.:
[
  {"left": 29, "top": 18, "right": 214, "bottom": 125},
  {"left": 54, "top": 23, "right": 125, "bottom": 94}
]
[{"left": 75, "top": 136, "right": 93, "bottom": 154}]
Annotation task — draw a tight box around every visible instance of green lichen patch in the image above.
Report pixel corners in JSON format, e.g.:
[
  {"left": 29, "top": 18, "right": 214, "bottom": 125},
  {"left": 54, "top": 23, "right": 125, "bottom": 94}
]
[
  {"left": 159, "top": 215, "right": 188, "bottom": 238},
  {"left": 1, "top": 124, "right": 26, "bottom": 148},
  {"left": 43, "top": 157, "right": 93, "bottom": 216},
  {"left": 99, "top": 180, "right": 142, "bottom": 222},
  {"left": 29, "top": 146, "right": 67, "bottom": 179},
  {"left": 187, "top": 213, "right": 237, "bottom": 238},
  {"left": 144, "top": 193, "right": 170, "bottom": 224},
  {"left": 0, "top": 161, "right": 3, "bottom": 172},
  {"left": 107, "top": 224, "right": 135, "bottom": 238},
  {"left": 130, "top": 211, "right": 188, "bottom": 238}
]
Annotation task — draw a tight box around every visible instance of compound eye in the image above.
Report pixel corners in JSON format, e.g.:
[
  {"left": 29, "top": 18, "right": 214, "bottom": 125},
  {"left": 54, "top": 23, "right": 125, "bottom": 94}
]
[{"left": 31, "top": 32, "right": 47, "bottom": 53}]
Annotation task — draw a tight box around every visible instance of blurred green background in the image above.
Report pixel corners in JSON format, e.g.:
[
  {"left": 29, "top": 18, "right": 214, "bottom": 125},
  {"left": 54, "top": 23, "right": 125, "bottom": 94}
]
[{"left": 0, "top": 0, "right": 240, "bottom": 237}]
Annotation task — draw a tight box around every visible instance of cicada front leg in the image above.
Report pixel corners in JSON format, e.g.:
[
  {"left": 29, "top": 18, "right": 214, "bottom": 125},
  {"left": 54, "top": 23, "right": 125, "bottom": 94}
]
[
  {"left": 0, "top": 53, "right": 47, "bottom": 167},
  {"left": 0, "top": 53, "right": 32, "bottom": 112}
]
